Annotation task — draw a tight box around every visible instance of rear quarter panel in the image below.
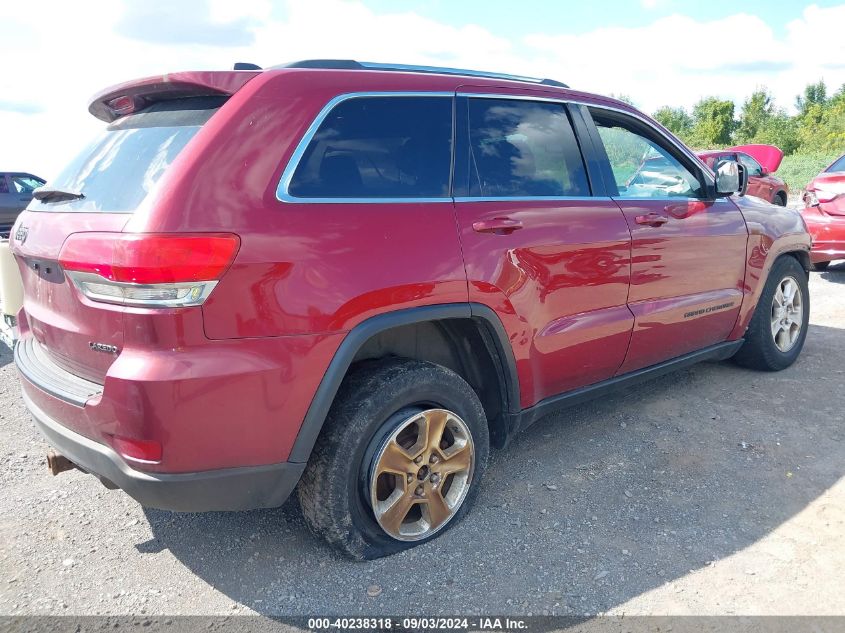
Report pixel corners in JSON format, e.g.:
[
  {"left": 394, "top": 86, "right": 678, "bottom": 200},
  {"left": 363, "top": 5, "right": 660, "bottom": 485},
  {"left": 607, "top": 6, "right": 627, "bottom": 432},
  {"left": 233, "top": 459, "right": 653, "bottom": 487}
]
[
  {"left": 728, "top": 195, "right": 811, "bottom": 339},
  {"left": 126, "top": 70, "right": 469, "bottom": 339}
]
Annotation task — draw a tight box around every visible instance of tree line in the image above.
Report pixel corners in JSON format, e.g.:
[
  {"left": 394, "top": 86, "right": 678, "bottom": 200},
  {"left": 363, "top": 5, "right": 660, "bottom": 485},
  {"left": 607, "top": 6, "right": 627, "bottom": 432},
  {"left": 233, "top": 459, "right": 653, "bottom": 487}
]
[{"left": 648, "top": 80, "right": 845, "bottom": 154}]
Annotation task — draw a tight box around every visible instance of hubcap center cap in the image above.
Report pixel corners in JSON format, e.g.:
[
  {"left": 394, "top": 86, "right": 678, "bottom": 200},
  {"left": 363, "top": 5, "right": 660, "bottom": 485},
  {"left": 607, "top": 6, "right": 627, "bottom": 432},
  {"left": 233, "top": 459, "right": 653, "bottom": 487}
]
[{"left": 417, "top": 465, "right": 430, "bottom": 480}]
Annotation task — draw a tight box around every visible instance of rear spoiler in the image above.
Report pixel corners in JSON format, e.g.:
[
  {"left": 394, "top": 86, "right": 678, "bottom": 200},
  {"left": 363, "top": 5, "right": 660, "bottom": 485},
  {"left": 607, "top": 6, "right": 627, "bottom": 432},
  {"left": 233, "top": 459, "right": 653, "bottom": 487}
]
[{"left": 88, "top": 70, "right": 261, "bottom": 122}]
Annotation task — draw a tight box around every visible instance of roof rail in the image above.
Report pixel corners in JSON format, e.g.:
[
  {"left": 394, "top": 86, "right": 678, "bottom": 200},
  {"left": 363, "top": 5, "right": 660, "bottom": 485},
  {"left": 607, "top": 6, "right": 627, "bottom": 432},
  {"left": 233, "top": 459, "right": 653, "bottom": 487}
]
[{"left": 274, "top": 59, "right": 569, "bottom": 88}]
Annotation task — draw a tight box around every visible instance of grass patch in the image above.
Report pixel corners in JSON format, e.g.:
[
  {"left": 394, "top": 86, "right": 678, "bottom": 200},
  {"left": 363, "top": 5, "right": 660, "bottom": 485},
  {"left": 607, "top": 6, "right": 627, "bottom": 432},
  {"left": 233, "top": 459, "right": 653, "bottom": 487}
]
[{"left": 778, "top": 152, "right": 839, "bottom": 193}]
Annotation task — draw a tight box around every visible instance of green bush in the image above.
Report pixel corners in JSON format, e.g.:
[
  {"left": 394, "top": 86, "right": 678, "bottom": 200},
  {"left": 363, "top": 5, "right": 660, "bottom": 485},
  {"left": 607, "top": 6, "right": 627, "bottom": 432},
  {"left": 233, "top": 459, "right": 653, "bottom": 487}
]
[{"left": 777, "top": 152, "right": 839, "bottom": 192}]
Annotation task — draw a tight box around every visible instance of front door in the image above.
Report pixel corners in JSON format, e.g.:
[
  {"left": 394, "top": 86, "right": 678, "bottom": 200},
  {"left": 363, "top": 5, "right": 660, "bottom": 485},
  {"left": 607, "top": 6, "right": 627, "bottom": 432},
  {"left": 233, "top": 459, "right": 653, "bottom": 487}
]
[
  {"left": 738, "top": 152, "right": 771, "bottom": 200},
  {"left": 585, "top": 107, "right": 748, "bottom": 374},
  {"left": 453, "top": 92, "right": 633, "bottom": 408}
]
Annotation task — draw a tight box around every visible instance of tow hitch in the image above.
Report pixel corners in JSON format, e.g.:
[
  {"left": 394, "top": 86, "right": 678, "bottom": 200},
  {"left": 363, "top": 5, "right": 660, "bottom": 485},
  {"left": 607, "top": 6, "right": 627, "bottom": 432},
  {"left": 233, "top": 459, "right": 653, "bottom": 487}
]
[{"left": 46, "top": 451, "right": 78, "bottom": 476}]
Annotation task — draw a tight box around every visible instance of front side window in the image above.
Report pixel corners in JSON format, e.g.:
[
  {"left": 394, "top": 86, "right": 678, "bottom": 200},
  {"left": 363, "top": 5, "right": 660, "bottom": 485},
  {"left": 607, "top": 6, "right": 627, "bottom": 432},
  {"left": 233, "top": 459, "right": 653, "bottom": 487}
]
[
  {"left": 739, "top": 153, "right": 763, "bottom": 177},
  {"left": 287, "top": 96, "right": 452, "bottom": 199},
  {"left": 592, "top": 110, "right": 704, "bottom": 199},
  {"left": 466, "top": 99, "right": 589, "bottom": 197}
]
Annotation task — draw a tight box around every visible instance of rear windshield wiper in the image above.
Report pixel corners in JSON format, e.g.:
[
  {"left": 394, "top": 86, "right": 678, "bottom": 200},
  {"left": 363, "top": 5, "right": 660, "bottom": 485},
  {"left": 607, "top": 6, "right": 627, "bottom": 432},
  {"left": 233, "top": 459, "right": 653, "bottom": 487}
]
[{"left": 32, "top": 186, "right": 85, "bottom": 203}]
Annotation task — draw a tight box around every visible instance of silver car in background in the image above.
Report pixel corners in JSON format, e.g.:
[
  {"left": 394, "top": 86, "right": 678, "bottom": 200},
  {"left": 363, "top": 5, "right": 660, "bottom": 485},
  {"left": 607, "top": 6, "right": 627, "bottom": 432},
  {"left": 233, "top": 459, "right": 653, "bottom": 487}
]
[{"left": 1, "top": 172, "right": 45, "bottom": 238}]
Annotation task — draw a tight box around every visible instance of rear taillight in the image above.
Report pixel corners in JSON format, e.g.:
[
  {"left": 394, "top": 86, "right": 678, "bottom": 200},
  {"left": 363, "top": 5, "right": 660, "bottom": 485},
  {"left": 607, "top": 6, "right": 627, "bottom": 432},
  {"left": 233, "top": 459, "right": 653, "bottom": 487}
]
[{"left": 59, "top": 233, "right": 239, "bottom": 307}]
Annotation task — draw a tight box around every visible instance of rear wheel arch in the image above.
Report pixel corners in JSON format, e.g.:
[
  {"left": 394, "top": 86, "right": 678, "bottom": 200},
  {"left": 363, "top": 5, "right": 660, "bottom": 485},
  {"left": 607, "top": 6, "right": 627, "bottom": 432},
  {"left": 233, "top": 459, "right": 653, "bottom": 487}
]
[{"left": 288, "top": 304, "right": 520, "bottom": 463}]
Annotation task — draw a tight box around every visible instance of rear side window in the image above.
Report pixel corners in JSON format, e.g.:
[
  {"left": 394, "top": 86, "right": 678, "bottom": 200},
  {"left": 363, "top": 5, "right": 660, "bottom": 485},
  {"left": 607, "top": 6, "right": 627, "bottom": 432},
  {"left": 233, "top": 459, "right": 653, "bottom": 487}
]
[
  {"left": 29, "top": 97, "right": 225, "bottom": 213},
  {"left": 287, "top": 96, "right": 452, "bottom": 199},
  {"left": 466, "top": 98, "right": 589, "bottom": 198}
]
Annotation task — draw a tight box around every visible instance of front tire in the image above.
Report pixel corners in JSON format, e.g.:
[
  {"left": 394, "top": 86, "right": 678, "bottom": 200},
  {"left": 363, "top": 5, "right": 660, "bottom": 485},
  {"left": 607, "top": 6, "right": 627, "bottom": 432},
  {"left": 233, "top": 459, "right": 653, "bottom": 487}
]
[
  {"left": 733, "top": 255, "right": 809, "bottom": 371},
  {"left": 297, "top": 358, "right": 489, "bottom": 559}
]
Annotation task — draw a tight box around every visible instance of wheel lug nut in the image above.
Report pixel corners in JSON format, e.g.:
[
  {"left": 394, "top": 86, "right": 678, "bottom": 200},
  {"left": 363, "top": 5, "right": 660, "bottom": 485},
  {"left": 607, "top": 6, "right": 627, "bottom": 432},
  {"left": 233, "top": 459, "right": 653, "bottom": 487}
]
[
  {"left": 407, "top": 474, "right": 414, "bottom": 483},
  {"left": 415, "top": 485, "right": 424, "bottom": 496},
  {"left": 430, "top": 455, "right": 439, "bottom": 464},
  {"left": 430, "top": 473, "right": 441, "bottom": 484},
  {"left": 414, "top": 456, "right": 423, "bottom": 464}
]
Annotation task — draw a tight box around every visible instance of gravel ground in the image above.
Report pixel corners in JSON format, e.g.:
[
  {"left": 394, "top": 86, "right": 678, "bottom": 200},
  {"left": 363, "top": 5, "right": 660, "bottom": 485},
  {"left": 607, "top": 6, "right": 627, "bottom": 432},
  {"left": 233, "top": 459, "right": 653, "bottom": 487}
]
[{"left": 1, "top": 265, "right": 844, "bottom": 617}]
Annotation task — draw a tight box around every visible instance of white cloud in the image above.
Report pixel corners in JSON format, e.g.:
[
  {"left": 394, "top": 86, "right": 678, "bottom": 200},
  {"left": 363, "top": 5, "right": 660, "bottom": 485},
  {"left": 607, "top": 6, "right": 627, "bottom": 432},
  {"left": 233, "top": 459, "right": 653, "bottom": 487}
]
[{"left": 2, "top": 0, "right": 844, "bottom": 180}]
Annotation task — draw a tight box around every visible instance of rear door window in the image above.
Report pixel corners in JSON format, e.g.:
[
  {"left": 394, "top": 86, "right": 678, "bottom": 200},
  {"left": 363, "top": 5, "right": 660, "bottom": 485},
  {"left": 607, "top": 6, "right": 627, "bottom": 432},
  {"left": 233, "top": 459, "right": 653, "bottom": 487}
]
[
  {"left": 29, "top": 96, "right": 225, "bottom": 213},
  {"left": 464, "top": 98, "right": 590, "bottom": 198},
  {"left": 286, "top": 96, "right": 453, "bottom": 200}
]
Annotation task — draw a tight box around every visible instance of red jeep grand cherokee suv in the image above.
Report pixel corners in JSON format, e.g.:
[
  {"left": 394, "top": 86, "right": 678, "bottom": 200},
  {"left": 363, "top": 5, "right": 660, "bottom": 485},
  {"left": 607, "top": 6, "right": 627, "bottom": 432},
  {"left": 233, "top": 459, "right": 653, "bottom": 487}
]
[{"left": 11, "top": 61, "right": 811, "bottom": 559}]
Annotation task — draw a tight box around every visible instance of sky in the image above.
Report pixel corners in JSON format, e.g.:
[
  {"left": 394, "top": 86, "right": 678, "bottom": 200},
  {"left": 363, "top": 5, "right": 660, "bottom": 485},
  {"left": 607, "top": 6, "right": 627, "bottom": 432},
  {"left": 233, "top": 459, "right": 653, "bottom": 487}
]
[{"left": 2, "top": 0, "right": 845, "bottom": 179}]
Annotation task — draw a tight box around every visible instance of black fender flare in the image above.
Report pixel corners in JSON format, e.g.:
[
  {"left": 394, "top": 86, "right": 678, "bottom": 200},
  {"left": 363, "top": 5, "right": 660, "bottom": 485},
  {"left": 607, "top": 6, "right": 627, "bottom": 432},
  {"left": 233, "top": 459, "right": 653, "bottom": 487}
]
[{"left": 287, "top": 303, "right": 520, "bottom": 463}]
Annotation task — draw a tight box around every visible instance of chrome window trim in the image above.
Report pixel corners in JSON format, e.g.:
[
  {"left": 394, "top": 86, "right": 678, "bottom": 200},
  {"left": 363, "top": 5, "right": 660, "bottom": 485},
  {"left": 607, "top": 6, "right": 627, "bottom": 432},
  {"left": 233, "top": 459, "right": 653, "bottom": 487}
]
[
  {"left": 276, "top": 90, "right": 715, "bottom": 205},
  {"left": 276, "top": 91, "right": 454, "bottom": 204},
  {"left": 454, "top": 196, "right": 610, "bottom": 203}
]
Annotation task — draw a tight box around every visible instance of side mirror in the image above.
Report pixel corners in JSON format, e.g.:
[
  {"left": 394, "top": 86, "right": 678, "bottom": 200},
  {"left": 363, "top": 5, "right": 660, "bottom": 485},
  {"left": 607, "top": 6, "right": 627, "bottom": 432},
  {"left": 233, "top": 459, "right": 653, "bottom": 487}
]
[{"left": 714, "top": 159, "right": 748, "bottom": 197}]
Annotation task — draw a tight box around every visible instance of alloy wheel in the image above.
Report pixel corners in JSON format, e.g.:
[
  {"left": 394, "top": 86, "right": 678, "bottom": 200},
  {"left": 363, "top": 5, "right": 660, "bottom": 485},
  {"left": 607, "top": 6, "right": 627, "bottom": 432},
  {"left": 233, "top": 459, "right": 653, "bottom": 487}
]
[
  {"left": 369, "top": 408, "right": 475, "bottom": 541},
  {"left": 770, "top": 276, "right": 804, "bottom": 353}
]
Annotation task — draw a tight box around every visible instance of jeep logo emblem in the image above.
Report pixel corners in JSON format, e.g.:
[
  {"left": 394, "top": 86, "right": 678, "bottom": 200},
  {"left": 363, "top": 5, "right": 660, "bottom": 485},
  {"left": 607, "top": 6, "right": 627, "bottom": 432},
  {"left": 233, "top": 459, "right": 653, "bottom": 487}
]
[{"left": 15, "top": 225, "right": 28, "bottom": 244}]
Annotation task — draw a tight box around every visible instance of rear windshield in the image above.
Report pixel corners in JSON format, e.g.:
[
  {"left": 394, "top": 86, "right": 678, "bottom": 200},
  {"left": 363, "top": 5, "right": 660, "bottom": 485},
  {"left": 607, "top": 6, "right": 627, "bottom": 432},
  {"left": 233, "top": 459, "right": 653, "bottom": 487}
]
[
  {"left": 29, "top": 96, "right": 226, "bottom": 213},
  {"left": 826, "top": 154, "right": 845, "bottom": 173}
]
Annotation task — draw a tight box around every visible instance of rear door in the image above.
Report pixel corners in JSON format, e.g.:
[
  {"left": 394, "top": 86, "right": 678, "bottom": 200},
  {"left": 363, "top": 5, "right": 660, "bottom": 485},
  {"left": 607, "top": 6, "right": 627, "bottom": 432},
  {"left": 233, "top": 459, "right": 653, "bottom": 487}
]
[
  {"left": 584, "top": 106, "right": 747, "bottom": 374},
  {"left": 11, "top": 98, "right": 224, "bottom": 383},
  {"left": 453, "top": 89, "right": 633, "bottom": 407}
]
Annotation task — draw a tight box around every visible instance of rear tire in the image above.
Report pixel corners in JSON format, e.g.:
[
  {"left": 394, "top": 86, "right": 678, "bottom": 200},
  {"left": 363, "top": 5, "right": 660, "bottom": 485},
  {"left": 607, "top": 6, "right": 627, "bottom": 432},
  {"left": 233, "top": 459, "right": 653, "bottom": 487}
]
[
  {"left": 297, "top": 358, "right": 489, "bottom": 559},
  {"left": 733, "top": 256, "right": 809, "bottom": 371},
  {"left": 774, "top": 192, "right": 787, "bottom": 207}
]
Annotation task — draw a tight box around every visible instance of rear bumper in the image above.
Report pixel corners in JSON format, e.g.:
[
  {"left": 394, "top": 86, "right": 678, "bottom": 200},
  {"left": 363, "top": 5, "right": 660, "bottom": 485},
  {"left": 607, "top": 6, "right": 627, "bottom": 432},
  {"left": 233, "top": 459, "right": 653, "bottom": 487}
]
[{"left": 23, "top": 389, "right": 304, "bottom": 512}]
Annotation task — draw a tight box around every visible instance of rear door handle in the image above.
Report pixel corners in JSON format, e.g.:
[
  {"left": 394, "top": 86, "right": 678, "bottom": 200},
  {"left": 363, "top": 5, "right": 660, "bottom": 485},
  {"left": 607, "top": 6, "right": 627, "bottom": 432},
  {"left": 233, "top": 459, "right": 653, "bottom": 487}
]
[
  {"left": 634, "top": 213, "right": 669, "bottom": 227},
  {"left": 472, "top": 218, "right": 524, "bottom": 235}
]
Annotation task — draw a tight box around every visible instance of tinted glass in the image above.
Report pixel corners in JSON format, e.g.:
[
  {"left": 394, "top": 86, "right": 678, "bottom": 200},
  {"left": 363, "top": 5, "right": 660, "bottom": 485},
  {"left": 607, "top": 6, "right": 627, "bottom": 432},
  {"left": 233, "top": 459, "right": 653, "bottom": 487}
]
[
  {"left": 288, "top": 96, "right": 452, "bottom": 199},
  {"left": 0, "top": 177, "right": 8, "bottom": 194},
  {"left": 593, "top": 112, "right": 704, "bottom": 199},
  {"left": 28, "top": 97, "right": 224, "bottom": 213},
  {"left": 826, "top": 154, "right": 845, "bottom": 173},
  {"left": 467, "top": 99, "right": 589, "bottom": 197},
  {"left": 739, "top": 153, "right": 763, "bottom": 177}
]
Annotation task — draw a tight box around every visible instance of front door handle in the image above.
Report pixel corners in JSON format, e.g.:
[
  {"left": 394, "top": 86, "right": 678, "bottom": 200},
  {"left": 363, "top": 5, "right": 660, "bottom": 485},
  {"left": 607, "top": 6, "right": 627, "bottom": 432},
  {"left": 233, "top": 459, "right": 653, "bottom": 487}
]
[
  {"left": 634, "top": 213, "right": 669, "bottom": 227},
  {"left": 472, "top": 217, "right": 524, "bottom": 235}
]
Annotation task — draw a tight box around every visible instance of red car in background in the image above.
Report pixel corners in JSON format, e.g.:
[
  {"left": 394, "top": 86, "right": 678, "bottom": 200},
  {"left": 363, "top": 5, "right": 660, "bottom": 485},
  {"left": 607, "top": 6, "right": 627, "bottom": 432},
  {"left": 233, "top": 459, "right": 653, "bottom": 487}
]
[
  {"left": 699, "top": 145, "right": 789, "bottom": 206},
  {"left": 801, "top": 153, "right": 845, "bottom": 269}
]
